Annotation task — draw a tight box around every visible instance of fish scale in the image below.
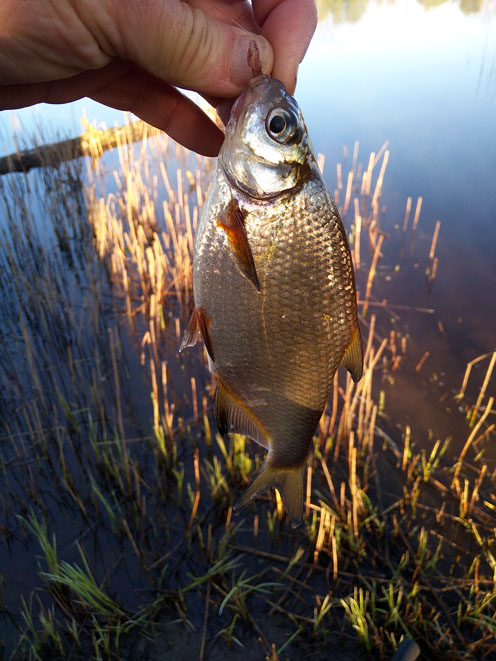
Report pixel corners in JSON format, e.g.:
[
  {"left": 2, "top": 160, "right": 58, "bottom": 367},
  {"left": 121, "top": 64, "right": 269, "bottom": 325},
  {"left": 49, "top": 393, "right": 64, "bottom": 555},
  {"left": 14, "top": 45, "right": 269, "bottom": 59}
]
[{"left": 181, "top": 66, "right": 362, "bottom": 526}]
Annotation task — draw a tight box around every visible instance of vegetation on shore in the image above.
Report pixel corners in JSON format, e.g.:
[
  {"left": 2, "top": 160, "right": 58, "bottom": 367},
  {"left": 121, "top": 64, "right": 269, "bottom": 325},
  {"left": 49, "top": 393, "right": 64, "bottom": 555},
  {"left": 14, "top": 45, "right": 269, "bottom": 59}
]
[{"left": 0, "top": 121, "right": 494, "bottom": 660}]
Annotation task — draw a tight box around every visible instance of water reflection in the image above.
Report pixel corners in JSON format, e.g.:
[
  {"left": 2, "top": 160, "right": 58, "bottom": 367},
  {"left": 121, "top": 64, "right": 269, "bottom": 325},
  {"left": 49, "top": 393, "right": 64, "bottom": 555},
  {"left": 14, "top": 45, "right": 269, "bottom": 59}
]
[
  {"left": 296, "top": 0, "right": 496, "bottom": 457},
  {"left": 317, "top": 0, "right": 370, "bottom": 24},
  {"left": 317, "top": 0, "right": 492, "bottom": 24},
  {"left": 1, "top": 2, "right": 495, "bottom": 657}
]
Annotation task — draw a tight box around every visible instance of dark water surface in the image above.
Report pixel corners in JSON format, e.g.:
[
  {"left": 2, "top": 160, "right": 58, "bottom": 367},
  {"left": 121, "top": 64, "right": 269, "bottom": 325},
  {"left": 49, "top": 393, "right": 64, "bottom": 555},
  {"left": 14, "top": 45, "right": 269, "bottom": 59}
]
[
  {"left": 0, "top": 1, "right": 495, "bottom": 657},
  {"left": 2, "top": 0, "right": 494, "bottom": 395},
  {"left": 299, "top": 0, "right": 496, "bottom": 447}
]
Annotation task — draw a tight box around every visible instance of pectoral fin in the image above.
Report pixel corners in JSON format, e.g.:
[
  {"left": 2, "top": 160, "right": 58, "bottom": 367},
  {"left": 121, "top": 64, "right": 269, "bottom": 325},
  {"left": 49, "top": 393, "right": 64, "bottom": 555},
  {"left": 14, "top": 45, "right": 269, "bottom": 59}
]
[
  {"left": 217, "top": 199, "right": 260, "bottom": 292},
  {"left": 234, "top": 462, "right": 305, "bottom": 528},
  {"left": 215, "top": 379, "right": 267, "bottom": 448},
  {"left": 340, "top": 325, "right": 363, "bottom": 383},
  {"left": 179, "top": 306, "right": 215, "bottom": 361}
]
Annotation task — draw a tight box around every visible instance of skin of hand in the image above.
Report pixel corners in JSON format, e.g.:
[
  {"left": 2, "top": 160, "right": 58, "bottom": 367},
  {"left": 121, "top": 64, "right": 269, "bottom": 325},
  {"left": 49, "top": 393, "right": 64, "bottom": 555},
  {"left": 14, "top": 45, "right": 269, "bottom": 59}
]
[{"left": 0, "top": 0, "right": 317, "bottom": 156}]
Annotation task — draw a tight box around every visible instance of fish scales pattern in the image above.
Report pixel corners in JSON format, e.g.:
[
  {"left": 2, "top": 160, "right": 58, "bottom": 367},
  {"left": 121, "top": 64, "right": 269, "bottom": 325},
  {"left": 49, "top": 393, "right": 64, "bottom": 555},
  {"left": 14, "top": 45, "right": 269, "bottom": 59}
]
[
  {"left": 184, "top": 66, "right": 362, "bottom": 523},
  {"left": 194, "top": 171, "right": 356, "bottom": 468}
]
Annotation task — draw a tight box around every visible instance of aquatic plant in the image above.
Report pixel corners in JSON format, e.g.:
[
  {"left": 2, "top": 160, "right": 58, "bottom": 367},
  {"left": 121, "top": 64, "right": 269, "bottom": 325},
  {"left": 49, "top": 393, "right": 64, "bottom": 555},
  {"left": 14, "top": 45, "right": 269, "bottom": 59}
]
[{"left": 0, "top": 120, "right": 494, "bottom": 660}]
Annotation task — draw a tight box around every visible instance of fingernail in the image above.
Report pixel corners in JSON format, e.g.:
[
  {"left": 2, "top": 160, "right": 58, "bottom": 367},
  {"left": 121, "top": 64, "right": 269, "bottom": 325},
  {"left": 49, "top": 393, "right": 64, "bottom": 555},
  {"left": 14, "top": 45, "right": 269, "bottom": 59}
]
[{"left": 230, "top": 34, "right": 273, "bottom": 88}]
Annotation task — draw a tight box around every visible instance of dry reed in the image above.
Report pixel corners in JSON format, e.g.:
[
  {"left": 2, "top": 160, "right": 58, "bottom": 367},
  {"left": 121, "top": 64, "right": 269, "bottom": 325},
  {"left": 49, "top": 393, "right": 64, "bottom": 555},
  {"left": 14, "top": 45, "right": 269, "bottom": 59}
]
[{"left": 0, "top": 119, "right": 494, "bottom": 660}]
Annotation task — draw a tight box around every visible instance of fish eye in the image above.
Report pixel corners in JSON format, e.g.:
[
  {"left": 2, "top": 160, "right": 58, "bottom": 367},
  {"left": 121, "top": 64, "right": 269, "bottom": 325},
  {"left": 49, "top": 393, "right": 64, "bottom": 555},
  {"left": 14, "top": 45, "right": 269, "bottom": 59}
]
[{"left": 266, "top": 108, "right": 299, "bottom": 144}]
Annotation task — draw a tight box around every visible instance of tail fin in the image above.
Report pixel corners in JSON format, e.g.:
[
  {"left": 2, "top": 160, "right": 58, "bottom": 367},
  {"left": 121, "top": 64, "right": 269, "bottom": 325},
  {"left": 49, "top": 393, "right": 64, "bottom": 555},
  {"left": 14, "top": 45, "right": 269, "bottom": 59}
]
[{"left": 233, "top": 462, "right": 305, "bottom": 528}]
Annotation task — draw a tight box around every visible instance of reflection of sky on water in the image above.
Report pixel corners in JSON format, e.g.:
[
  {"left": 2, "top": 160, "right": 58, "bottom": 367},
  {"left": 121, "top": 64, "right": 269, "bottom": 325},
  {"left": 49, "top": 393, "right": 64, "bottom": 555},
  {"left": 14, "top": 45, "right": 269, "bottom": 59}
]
[
  {"left": 299, "top": 0, "right": 496, "bottom": 236},
  {"left": 0, "top": 1, "right": 494, "bottom": 353},
  {"left": 1, "top": 0, "right": 494, "bottom": 216},
  {"left": 298, "top": 1, "right": 496, "bottom": 370}
]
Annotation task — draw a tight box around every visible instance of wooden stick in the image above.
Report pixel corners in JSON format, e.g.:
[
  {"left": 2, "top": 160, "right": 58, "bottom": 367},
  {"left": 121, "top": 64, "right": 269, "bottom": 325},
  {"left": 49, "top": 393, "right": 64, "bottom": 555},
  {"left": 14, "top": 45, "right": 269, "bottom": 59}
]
[
  {"left": 412, "top": 196, "right": 423, "bottom": 232},
  {"left": 343, "top": 171, "right": 354, "bottom": 218},
  {"left": 403, "top": 196, "right": 412, "bottom": 233},
  {"left": 457, "top": 352, "right": 495, "bottom": 400},
  {"left": 0, "top": 120, "right": 157, "bottom": 175},
  {"left": 415, "top": 351, "right": 430, "bottom": 372},
  {"left": 362, "top": 234, "right": 384, "bottom": 316}
]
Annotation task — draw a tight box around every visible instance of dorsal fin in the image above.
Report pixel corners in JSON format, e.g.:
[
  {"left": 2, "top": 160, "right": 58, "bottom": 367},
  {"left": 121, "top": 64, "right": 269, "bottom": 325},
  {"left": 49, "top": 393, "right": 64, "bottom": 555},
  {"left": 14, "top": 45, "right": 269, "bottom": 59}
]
[
  {"left": 215, "top": 379, "right": 268, "bottom": 448},
  {"left": 179, "top": 306, "right": 215, "bottom": 361},
  {"left": 217, "top": 199, "right": 260, "bottom": 292},
  {"left": 340, "top": 325, "right": 363, "bottom": 383}
]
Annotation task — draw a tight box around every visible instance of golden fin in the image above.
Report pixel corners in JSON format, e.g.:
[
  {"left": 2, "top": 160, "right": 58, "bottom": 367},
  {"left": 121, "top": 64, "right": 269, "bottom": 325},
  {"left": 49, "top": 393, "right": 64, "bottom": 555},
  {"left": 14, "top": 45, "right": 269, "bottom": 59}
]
[
  {"left": 340, "top": 325, "right": 363, "bottom": 383},
  {"left": 234, "top": 462, "right": 305, "bottom": 528},
  {"left": 179, "top": 308, "right": 199, "bottom": 352},
  {"left": 215, "top": 380, "right": 267, "bottom": 448},
  {"left": 179, "top": 307, "right": 215, "bottom": 361},
  {"left": 217, "top": 199, "right": 260, "bottom": 292}
]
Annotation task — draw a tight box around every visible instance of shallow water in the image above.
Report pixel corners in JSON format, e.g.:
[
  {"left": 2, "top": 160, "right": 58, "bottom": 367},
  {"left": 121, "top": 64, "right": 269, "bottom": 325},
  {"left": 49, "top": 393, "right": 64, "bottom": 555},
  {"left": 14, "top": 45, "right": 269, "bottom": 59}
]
[
  {"left": 1, "top": 0, "right": 494, "bottom": 413},
  {"left": 299, "top": 0, "right": 496, "bottom": 449},
  {"left": 0, "top": 1, "right": 495, "bottom": 658}
]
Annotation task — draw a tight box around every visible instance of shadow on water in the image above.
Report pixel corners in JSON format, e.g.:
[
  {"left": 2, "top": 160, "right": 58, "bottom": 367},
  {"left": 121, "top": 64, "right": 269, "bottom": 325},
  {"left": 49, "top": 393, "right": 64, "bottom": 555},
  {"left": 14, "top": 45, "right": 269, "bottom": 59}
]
[{"left": 0, "top": 119, "right": 494, "bottom": 659}]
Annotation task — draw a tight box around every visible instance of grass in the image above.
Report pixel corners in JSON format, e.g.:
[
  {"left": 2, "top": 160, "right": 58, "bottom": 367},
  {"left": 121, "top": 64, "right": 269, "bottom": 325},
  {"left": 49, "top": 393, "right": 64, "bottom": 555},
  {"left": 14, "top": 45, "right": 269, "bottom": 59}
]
[{"left": 0, "top": 121, "right": 495, "bottom": 660}]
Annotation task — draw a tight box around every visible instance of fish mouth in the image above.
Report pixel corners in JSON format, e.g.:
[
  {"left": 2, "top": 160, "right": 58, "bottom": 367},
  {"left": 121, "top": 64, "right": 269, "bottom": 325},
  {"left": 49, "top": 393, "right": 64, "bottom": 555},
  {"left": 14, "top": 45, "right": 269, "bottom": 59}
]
[
  {"left": 248, "top": 74, "right": 267, "bottom": 88},
  {"left": 230, "top": 91, "right": 247, "bottom": 124}
]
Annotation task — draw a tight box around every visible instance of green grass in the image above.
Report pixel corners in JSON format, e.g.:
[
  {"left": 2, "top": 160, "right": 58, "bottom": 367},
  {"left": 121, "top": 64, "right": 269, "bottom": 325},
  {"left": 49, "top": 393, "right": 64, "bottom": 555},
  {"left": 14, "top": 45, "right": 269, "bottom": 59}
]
[{"left": 0, "top": 123, "right": 494, "bottom": 660}]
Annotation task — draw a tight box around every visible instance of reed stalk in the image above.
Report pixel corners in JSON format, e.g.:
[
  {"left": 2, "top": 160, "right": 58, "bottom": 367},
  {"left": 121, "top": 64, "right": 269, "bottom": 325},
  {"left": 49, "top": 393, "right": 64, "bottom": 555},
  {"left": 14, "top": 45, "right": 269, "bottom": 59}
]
[{"left": 0, "top": 122, "right": 494, "bottom": 661}]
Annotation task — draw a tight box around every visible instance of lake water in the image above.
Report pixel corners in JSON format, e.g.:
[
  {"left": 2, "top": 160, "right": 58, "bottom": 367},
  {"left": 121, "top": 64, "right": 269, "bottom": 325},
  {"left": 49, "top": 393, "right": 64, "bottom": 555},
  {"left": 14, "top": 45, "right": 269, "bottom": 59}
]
[
  {"left": 3, "top": 0, "right": 494, "bottom": 438},
  {"left": 1, "top": 1, "right": 495, "bottom": 656},
  {"left": 302, "top": 0, "right": 496, "bottom": 447}
]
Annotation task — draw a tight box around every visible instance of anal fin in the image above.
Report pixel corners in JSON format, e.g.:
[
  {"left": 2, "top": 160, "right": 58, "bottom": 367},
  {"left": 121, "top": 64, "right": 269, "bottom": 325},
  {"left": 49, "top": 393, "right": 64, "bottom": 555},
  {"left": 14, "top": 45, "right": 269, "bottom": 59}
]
[
  {"left": 179, "top": 306, "right": 215, "bottom": 361},
  {"left": 215, "top": 379, "right": 267, "bottom": 448},
  {"left": 340, "top": 325, "right": 363, "bottom": 383},
  {"left": 234, "top": 462, "right": 305, "bottom": 528},
  {"left": 217, "top": 198, "right": 260, "bottom": 292}
]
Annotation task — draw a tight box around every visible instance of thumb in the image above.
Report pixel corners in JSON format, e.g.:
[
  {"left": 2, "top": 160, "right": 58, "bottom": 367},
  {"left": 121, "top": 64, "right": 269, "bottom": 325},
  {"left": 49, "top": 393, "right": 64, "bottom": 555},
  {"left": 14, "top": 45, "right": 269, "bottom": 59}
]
[{"left": 98, "top": 0, "right": 274, "bottom": 97}]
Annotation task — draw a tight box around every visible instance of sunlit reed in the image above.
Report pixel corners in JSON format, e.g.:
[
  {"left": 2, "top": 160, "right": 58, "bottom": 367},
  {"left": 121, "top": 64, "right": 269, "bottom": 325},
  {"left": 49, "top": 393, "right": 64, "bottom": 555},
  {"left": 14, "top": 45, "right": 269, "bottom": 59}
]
[{"left": 0, "top": 118, "right": 494, "bottom": 660}]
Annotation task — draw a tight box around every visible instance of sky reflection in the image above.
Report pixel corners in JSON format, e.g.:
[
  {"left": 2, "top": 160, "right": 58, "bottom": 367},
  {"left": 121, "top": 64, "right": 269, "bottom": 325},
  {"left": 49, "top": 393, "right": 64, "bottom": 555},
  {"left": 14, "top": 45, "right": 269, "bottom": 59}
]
[
  {"left": 0, "top": 0, "right": 494, "bottom": 379},
  {"left": 299, "top": 0, "right": 496, "bottom": 244},
  {"left": 298, "top": 0, "right": 496, "bottom": 403}
]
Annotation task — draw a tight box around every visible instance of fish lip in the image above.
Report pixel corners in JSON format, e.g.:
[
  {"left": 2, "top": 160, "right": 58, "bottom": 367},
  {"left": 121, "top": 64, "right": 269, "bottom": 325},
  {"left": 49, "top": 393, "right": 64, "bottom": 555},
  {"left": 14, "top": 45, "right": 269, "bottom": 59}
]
[
  {"left": 231, "top": 89, "right": 248, "bottom": 123},
  {"left": 248, "top": 74, "right": 267, "bottom": 88}
]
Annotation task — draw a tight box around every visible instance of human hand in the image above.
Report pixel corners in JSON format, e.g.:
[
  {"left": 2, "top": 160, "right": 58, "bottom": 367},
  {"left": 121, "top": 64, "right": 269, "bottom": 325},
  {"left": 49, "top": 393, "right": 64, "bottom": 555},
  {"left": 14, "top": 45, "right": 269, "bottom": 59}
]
[{"left": 0, "top": 0, "right": 317, "bottom": 156}]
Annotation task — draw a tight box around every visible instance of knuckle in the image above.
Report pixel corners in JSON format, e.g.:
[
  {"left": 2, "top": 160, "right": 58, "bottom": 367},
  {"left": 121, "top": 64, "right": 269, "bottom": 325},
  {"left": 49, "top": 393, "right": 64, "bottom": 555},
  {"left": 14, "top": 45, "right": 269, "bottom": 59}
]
[{"left": 166, "top": 6, "right": 221, "bottom": 88}]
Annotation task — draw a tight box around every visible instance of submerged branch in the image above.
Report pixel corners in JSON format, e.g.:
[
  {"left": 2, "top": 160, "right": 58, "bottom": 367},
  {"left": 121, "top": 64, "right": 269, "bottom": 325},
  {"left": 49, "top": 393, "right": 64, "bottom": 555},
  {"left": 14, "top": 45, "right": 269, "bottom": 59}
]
[{"left": 0, "top": 120, "right": 158, "bottom": 175}]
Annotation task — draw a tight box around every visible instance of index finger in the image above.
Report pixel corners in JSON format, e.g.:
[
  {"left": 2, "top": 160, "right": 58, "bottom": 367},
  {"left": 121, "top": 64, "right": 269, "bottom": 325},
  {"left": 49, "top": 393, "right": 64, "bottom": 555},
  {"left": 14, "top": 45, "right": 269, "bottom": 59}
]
[{"left": 252, "top": 0, "right": 317, "bottom": 93}]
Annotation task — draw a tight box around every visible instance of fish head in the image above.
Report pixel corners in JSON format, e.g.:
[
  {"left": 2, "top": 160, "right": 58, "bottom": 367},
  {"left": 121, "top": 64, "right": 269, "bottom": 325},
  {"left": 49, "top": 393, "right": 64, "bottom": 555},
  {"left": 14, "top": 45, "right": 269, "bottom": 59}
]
[{"left": 220, "top": 75, "right": 314, "bottom": 199}]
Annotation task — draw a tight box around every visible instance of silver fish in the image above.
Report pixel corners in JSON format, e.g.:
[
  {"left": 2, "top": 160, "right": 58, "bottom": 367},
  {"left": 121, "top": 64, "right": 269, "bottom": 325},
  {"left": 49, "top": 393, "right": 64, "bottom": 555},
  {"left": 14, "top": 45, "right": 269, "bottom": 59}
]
[{"left": 181, "top": 48, "right": 362, "bottom": 526}]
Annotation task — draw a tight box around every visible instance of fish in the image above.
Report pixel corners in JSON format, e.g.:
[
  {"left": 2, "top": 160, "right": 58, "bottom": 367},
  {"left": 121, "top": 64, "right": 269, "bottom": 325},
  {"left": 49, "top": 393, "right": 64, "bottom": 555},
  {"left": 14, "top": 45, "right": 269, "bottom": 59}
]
[{"left": 180, "top": 44, "right": 363, "bottom": 527}]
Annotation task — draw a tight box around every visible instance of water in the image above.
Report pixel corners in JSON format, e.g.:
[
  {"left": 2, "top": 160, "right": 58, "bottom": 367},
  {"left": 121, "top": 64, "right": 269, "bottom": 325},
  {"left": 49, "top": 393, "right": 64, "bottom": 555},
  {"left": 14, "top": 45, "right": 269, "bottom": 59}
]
[
  {"left": 2, "top": 0, "right": 494, "bottom": 378},
  {"left": 297, "top": 0, "right": 496, "bottom": 444},
  {"left": 1, "top": 1, "right": 495, "bottom": 657},
  {"left": 300, "top": 0, "right": 496, "bottom": 319}
]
